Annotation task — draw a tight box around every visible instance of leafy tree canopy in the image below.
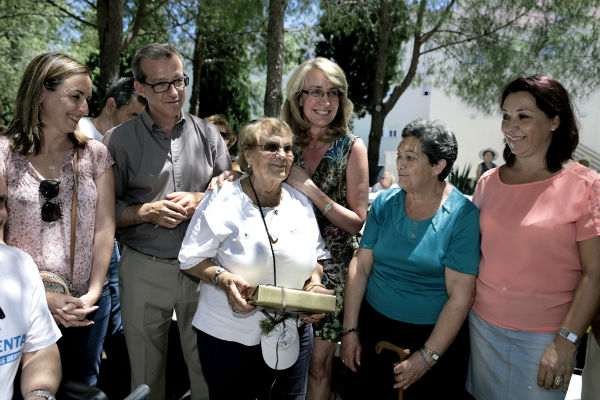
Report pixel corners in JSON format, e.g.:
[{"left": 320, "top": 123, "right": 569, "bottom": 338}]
[
  {"left": 316, "top": 0, "right": 409, "bottom": 117},
  {"left": 314, "top": 0, "right": 600, "bottom": 183}
]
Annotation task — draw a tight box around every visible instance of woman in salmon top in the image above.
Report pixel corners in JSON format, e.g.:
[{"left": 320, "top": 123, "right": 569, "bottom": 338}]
[{"left": 467, "top": 76, "right": 600, "bottom": 399}]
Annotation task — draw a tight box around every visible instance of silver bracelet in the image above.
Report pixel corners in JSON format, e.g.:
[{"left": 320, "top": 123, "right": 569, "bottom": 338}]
[{"left": 25, "top": 390, "right": 56, "bottom": 400}]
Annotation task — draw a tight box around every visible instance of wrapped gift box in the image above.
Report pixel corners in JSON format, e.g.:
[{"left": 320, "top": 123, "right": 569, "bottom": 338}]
[{"left": 247, "top": 285, "right": 336, "bottom": 314}]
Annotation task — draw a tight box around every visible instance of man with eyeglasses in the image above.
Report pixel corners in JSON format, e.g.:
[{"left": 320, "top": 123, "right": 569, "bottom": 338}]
[
  {"left": 0, "top": 172, "right": 62, "bottom": 400},
  {"left": 104, "top": 43, "right": 231, "bottom": 400}
]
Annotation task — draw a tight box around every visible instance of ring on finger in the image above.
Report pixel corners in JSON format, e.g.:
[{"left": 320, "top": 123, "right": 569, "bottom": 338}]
[
  {"left": 554, "top": 376, "right": 562, "bottom": 386},
  {"left": 398, "top": 374, "right": 404, "bottom": 381},
  {"left": 232, "top": 306, "right": 238, "bottom": 313}
]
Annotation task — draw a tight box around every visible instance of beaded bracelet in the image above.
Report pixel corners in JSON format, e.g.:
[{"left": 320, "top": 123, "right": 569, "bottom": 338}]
[
  {"left": 303, "top": 282, "right": 326, "bottom": 291},
  {"left": 418, "top": 349, "right": 432, "bottom": 371},
  {"left": 341, "top": 328, "right": 359, "bottom": 338}
]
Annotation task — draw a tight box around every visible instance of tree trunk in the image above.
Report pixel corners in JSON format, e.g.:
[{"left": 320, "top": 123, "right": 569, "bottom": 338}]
[
  {"left": 367, "top": 0, "right": 392, "bottom": 185},
  {"left": 97, "top": 0, "right": 124, "bottom": 102},
  {"left": 368, "top": 109, "right": 387, "bottom": 184},
  {"left": 189, "top": 23, "right": 207, "bottom": 117},
  {"left": 263, "top": 0, "right": 287, "bottom": 117}
]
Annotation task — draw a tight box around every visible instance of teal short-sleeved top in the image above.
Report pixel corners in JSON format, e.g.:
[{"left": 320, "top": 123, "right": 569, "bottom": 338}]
[{"left": 361, "top": 187, "right": 480, "bottom": 324}]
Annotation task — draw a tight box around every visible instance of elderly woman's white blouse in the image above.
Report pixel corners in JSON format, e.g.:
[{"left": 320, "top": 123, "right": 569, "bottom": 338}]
[{"left": 179, "top": 178, "right": 330, "bottom": 346}]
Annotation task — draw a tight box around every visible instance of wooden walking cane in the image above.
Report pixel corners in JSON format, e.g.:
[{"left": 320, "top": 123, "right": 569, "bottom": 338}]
[{"left": 375, "top": 341, "right": 411, "bottom": 400}]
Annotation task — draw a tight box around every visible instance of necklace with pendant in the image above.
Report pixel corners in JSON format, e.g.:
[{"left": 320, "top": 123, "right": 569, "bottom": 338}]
[
  {"left": 248, "top": 177, "right": 281, "bottom": 244},
  {"left": 48, "top": 159, "right": 56, "bottom": 171},
  {"left": 267, "top": 209, "right": 279, "bottom": 244}
]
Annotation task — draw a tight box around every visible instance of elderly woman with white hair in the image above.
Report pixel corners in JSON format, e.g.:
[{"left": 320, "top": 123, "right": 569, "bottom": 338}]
[{"left": 178, "top": 117, "right": 331, "bottom": 400}]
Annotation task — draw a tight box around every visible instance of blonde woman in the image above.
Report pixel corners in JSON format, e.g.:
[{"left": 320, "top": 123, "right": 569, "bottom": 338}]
[{"left": 283, "top": 58, "right": 369, "bottom": 398}]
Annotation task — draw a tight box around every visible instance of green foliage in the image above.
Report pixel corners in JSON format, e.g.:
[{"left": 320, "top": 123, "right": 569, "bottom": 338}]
[
  {"left": 422, "top": 0, "right": 600, "bottom": 113},
  {"left": 0, "top": 0, "right": 67, "bottom": 124},
  {"left": 449, "top": 164, "right": 475, "bottom": 195},
  {"left": 197, "top": 34, "right": 252, "bottom": 145},
  {"left": 169, "top": 0, "right": 265, "bottom": 128},
  {"left": 259, "top": 317, "right": 277, "bottom": 335},
  {"left": 85, "top": 2, "right": 170, "bottom": 115},
  {"left": 315, "top": 1, "right": 409, "bottom": 117}
]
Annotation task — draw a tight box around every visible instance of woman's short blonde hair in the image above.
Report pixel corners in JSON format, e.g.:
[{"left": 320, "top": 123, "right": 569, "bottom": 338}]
[
  {"left": 3, "top": 52, "right": 90, "bottom": 155},
  {"left": 237, "top": 117, "right": 294, "bottom": 173},
  {"left": 282, "top": 57, "right": 354, "bottom": 146}
]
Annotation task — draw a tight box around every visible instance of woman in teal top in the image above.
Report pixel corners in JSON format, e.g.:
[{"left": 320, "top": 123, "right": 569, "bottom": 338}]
[{"left": 340, "top": 119, "right": 480, "bottom": 399}]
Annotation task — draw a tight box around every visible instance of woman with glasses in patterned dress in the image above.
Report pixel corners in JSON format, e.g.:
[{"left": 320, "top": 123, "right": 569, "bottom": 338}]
[
  {"left": 0, "top": 53, "right": 115, "bottom": 388},
  {"left": 282, "top": 57, "right": 369, "bottom": 399}
]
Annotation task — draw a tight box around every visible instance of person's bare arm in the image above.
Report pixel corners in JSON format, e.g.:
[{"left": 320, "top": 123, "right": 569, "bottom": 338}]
[
  {"left": 340, "top": 249, "right": 374, "bottom": 372},
  {"left": 20, "top": 344, "right": 61, "bottom": 398},
  {"left": 85, "top": 168, "right": 115, "bottom": 304},
  {"left": 286, "top": 139, "right": 369, "bottom": 235},
  {"left": 537, "top": 236, "right": 600, "bottom": 392},
  {"left": 393, "top": 268, "right": 475, "bottom": 390},
  {"left": 54, "top": 169, "right": 115, "bottom": 324},
  {"left": 184, "top": 259, "right": 255, "bottom": 314}
]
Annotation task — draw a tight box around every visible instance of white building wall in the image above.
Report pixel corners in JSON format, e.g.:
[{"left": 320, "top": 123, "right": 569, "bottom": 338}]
[
  {"left": 353, "top": 84, "right": 600, "bottom": 181},
  {"left": 352, "top": 85, "right": 432, "bottom": 182},
  {"left": 577, "top": 90, "right": 600, "bottom": 152}
]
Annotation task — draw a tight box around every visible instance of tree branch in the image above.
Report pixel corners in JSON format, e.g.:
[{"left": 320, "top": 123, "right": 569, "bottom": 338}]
[
  {"left": 144, "top": 0, "right": 170, "bottom": 17},
  {"left": 44, "top": 0, "right": 96, "bottom": 28},
  {"left": 420, "top": 11, "right": 529, "bottom": 55},
  {"left": 0, "top": 11, "right": 52, "bottom": 19},
  {"left": 382, "top": 0, "right": 426, "bottom": 115},
  {"left": 420, "top": 0, "right": 455, "bottom": 43}
]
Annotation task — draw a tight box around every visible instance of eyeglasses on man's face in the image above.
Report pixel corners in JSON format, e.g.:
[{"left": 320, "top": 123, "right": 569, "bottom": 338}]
[
  {"left": 253, "top": 142, "right": 293, "bottom": 154},
  {"left": 142, "top": 75, "right": 189, "bottom": 93},
  {"left": 301, "top": 88, "right": 341, "bottom": 100},
  {"left": 39, "top": 179, "right": 62, "bottom": 222}
]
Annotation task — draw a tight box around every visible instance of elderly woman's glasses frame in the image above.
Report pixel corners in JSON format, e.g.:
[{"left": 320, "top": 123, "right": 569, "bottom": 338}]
[
  {"left": 40, "top": 179, "right": 62, "bottom": 222},
  {"left": 301, "top": 89, "right": 341, "bottom": 100},
  {"left": 252, "top": 142, "right": 293, "bottom": 154},
  {"left": 142, "top": 75, "right": 189, "bottom": 93}
]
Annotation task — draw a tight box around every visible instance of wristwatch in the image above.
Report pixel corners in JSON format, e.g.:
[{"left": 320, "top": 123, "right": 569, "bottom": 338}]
[
  {"left": 25, "top": 390, "right": 56, "bottom": 400},
  {"left": 557, "top": 328, "right": 581, "bottom": 346},
  {"left": 212, "top": 267, "right": 227, "bottom": 287},
  {"left": 421, "top": 345, "right": 440, "bottom": 361},
  {"left": 322, "top": 199, "right": 334, "bottom": 215}
]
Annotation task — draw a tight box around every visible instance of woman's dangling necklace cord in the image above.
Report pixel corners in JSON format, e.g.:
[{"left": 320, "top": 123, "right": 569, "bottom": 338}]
[
  {"left": 247, "top": 176, "right": 278, "bottom": 287},
  {"left": 248, "top": 175, "right": 287, "bottom": 396}
]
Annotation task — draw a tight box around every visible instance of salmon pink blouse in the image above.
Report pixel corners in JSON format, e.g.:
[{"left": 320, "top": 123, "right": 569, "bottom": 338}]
[{"left": 472, "top": 163, "right": 600, "bottom": 332}]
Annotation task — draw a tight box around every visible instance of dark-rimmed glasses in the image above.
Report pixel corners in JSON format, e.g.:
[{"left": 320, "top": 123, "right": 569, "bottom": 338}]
[
  {"left": 252, "top": 142, "right": 293, "bottom": 154},
  {"left": 142, "top": 75, "right": 189, "bottom": 93},
  {"left": 301, "top": 89, "right": 341, "bottom": 100},
  {"left": 40, "top": 179, "right": 62, "bottom": 222}
]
